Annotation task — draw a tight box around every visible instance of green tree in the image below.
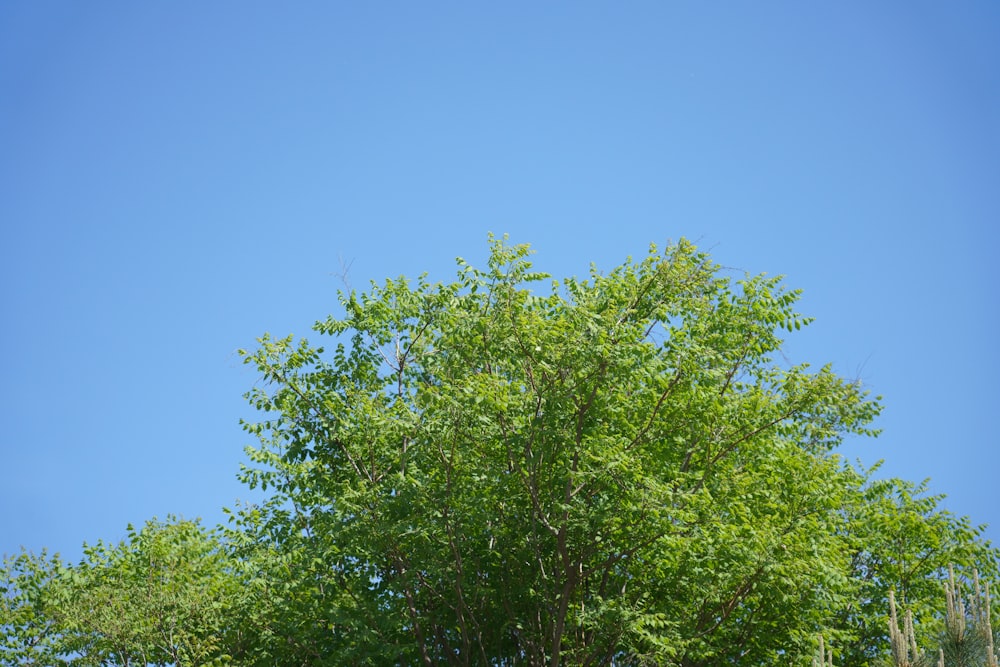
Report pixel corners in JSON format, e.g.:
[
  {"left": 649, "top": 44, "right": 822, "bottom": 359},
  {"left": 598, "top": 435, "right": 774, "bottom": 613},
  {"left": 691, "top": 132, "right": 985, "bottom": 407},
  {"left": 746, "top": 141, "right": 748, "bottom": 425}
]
[
  {"left": 1, "top": 549, "right": 73, "bottom": 666},
  {"left": 235, "top": 236, "right": 882, "bottom": 665},
  {"left": 1, "top": 518, "right": 238, "bottom": 666},
  {"left": 938, "top": 566, "right": 998, "bottom": 667},
  {"left": 832, "top": 469, "right": 1000, "bottom": 667}
]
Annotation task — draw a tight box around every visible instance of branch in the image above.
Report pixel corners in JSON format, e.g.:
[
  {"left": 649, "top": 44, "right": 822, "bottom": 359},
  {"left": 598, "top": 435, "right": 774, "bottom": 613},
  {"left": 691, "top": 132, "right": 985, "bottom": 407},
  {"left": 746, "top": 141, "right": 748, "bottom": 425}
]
[{"left": 260, "top": 358, "right": 368, "bottom": 483}]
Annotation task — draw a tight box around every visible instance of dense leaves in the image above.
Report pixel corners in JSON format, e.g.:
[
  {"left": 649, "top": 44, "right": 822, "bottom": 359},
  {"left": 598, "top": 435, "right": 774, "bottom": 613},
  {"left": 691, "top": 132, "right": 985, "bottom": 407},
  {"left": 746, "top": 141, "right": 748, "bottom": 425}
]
[
  {"left": 1, "top": 519, "right": 237, "bottom": 666},
  {"left": 3, "top": 238, "right": 997, "bottom": 665},
  {"left": 833, "top": 470, "right": 1000, "bottom": 666}
]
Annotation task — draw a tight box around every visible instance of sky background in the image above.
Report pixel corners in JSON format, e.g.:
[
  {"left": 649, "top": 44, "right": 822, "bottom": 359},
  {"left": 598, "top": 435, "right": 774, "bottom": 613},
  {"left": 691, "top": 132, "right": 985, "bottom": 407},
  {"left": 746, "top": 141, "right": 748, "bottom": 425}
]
[{"left": 2, "top": 2, "right": 998, "bottom": 562}]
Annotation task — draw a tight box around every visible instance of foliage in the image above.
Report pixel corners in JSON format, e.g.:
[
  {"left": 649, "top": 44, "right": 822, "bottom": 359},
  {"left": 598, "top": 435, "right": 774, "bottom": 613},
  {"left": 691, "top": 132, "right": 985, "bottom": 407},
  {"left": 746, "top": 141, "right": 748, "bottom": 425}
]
[
  {"left": 234, "top": 236, "right": 881, "bottom": 665},
  {"left": 833, "top": 470, "right": 1000, "bottom": 667},
  {"left": 1, "top": 518, "right": 237, "bottom": 666},
  {"left": 882, "top": 566, "right": 1000, "bottom": 667},
  {"left": 938, "top": 567, "right": 997, "bottom": 666},
  {"left": 1, "top": 549, "right": 70, "bottom": 666},
  {"left": 3, "top": 237, "right": 998, "bottom": 666}
]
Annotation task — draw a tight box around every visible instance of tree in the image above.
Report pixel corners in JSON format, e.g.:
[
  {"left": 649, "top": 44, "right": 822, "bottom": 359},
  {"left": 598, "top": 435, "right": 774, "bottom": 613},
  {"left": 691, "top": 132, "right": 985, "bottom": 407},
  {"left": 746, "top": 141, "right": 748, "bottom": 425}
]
[
  {"left": 938, "top": 566, "right": 998, "bottom": 667},
  {"left": 883, "top": 566, "right": 1000, "bottom": 667},
  {"left": 1, "top": 549, "right": 70, "bottom": 666},
  {"left": 235, "top": 236, "right": 882, "bottom": 665},
  {"left": 1, "top": 518, "right": 237, "bottom": 666},
  {"left": 832, "top": 469, "right": 1000, "bottom": 667}
]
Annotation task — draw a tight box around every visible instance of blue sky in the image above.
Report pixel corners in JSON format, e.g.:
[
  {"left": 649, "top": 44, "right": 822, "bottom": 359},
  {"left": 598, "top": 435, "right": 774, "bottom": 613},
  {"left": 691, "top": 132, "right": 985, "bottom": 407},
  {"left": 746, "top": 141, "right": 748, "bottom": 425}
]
[{"left": 2, "top": 3, "right": 998, "bottom": 561}]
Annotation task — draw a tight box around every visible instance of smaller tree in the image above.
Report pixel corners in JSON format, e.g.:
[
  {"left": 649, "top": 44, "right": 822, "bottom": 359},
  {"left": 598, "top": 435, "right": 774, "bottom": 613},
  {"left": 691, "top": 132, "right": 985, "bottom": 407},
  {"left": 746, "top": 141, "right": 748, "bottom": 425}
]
[
  {"left": 884, "top": 567, "right": 1000, "bottom": 667},
  {"left": 1, "top": 518, "right": 238, "bottom": 666},
  {"left": 1, "top": 549, "right": 72, "bottom": 666},
  {"left": 833, "top": 467, "right": 1000, "bottom": 667},
  {"left": 938, "top": 567, "right": 998, "bottom": 667}
]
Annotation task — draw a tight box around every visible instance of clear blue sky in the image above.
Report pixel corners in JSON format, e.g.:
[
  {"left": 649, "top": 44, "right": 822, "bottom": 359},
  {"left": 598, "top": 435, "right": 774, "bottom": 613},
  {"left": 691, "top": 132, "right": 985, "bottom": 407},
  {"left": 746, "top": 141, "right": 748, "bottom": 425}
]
[{"left": 2, "top": 3, "right": 998, "bottom": 561}]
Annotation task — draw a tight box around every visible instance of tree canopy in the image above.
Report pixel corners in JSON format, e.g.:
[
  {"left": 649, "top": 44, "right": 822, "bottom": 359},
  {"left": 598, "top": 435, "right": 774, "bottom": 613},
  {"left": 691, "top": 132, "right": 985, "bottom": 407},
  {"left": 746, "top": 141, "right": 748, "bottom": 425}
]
[{"left": 3, "top": 237, "right": 997, "bottom": 666}]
